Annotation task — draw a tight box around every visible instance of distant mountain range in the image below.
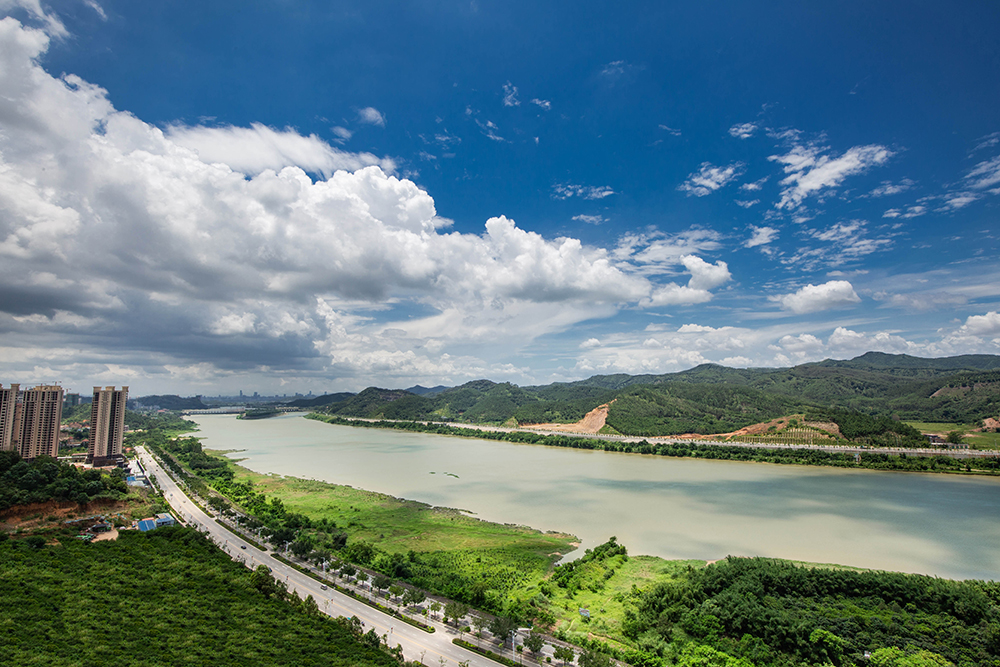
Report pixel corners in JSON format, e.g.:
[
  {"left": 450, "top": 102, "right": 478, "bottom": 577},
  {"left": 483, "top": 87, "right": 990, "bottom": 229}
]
[{"left": 301, "top": 353, "right": 1000, "bottom": 437}]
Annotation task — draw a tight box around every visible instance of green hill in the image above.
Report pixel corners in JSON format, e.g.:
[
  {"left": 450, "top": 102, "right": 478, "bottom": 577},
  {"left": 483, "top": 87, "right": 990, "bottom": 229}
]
[
  {"left": 312, "top": 353, "right": 1000, "bottom": 440},
  {"left": 135, "top": 394, "right": 208, "bottom": 410}
]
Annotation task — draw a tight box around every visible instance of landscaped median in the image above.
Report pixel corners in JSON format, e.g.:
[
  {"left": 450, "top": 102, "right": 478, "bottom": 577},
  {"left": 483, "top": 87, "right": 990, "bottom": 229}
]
[
  {"left": 272, "top": 554, "right": 436, "bottom": 634},
  {"left": 214, "top": 516, "right": 268, "bottom": 550}
]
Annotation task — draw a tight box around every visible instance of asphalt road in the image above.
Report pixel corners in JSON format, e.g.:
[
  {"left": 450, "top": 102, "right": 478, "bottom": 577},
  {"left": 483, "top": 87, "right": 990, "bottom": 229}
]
[{"left": 135, "top": 445, "right": 514, "bottom": 666}]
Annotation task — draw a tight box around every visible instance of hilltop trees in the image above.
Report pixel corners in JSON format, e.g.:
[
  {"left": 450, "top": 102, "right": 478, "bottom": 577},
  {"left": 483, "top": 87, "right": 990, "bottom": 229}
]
[{"left": 0, "top": 452, "right": 128, "bottom": 510}]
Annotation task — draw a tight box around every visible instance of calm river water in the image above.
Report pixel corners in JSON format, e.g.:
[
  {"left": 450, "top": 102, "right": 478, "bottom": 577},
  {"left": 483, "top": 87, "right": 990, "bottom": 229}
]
[{"left": 191, "top": 414, "right": 1000, "bottom": 580}]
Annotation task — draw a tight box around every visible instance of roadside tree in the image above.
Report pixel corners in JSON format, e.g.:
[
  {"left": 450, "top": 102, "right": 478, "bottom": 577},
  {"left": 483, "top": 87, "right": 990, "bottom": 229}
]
[
  {"left": 524, "top": 631, "right": 545, "bottom": 657},
  {"left": 472, "top": 616, "right": 487, "bottom": 646},
  {"left": 578, "top": 648, "right": 612, "bottom": 667},
  {"left": 553, "top": 646, "right": 575, "bottom": 666},
  {"left": 445, "top": 601, "right": 470, "bottom": 626},
  {"left": 489, "top": 616, "right": 518, "bottom": 651},
  {"left": 372, "top": 574, "right": 392, "bottom": 597}
]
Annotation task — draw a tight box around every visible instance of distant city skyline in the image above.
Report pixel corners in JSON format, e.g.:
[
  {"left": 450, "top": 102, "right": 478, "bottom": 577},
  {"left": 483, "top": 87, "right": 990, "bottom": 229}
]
[{"left": 0, "top": 2, "right": 998, "bottom": 395}]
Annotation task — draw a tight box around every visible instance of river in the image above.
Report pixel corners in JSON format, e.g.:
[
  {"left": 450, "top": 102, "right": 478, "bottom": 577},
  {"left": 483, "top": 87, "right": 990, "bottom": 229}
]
[{"left": 190, "top": 413, "right": 1000, "bottom": 581}]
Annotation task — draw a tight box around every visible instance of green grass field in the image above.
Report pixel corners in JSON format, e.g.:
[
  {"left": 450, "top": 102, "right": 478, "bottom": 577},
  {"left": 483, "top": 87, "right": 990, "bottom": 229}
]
[
  {"left": 548, "top": 555, "right": 704, "bottom": 643},
  {"left": 227, "top": 463, "right": 579, "bottom": 559},
  {"left": 905, "top": 421, "right": 1000, "bottom": 449}
]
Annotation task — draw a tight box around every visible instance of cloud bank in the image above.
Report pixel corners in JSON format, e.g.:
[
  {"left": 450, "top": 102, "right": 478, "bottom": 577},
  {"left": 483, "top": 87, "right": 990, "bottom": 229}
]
[{"left": 0, "top": 18, "right": 735, "bottom": 390}]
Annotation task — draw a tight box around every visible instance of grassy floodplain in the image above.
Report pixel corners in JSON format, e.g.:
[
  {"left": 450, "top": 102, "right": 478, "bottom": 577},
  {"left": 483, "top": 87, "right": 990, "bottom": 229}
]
[
  {"left": 218, "top": 461, "right": 713, "bottom": 640},
  {"left": 211, "top": 458, "right": 710, "bottom": 646},
  {"left": 223, "top": 459, "right": 579, "bottom": 557},
  {"left": 200, "top": 454, "right": 1000, "bottom": 666}
]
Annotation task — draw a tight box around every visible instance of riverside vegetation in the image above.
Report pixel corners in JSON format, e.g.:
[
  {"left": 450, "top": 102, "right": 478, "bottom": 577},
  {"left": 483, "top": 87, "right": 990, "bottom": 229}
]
[
  {"left": 144, "top": 422, "right": 1000, "bottom": 667},
  {"left": 307, "top": 415, "right": 1000, "bottom": 475}
]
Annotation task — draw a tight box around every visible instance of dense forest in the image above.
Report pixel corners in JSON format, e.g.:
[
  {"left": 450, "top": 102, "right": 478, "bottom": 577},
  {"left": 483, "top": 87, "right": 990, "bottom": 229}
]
[
  {"left": 304, "top": 353, "right": 1000, "bottom": 439},
  {"left": 0, "top": 528, "right": 399, "bottom": 666},
  {"left": 623, "top": 557, "right": 1000, "bottom": 667}
]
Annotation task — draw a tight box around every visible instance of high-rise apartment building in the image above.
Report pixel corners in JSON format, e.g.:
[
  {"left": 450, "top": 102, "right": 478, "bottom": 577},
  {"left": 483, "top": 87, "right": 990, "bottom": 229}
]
[
  {"left": 17, "top": 385, "right": 64, "bottom": 459},
  {"left": 0, "top": 383, "right": 19, "bottom": 452},
  {"left": 90, "top": 386, "right": 128, "bottom": 465}
]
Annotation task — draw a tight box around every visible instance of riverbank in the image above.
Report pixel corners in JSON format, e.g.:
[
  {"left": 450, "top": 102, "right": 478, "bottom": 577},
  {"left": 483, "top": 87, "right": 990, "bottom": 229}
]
[
  {"left": 187, "top": 450, "right": 1000, "bottom": 667},
  {"left": 224, "top": 460, "right": 580, "bottom": 559},
  {"left": 154, "top": 415, "right": 1000, "bottom": 667},
  {"left": 308, "top": 413, "right": 1000, "bottom": 476}
]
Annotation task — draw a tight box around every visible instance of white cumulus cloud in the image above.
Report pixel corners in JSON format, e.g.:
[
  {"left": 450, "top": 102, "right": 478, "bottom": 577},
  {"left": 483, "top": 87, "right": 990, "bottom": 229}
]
[
  {"left": 0, "top": 17, "right": 673, "bottom": 389},
  {"left": 357, "top": 106, "right": 386, "bottom": 126},
  {"left": 958, "top": 311, "right": 1000, "bottom": 337},
  {"left": 167, "top": 122, "right": 394, "bottom": 177},
  {"left": 641, "top": 255, "right": 730, "bottom": 307},
  {"left": 772, "top": 281, "right": 861, "bottom": 314}
]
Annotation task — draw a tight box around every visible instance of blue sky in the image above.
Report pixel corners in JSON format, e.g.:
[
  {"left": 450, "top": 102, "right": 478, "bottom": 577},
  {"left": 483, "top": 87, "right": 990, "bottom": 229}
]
[{"left": 1, "top": 1, "right": 999, "bottom": 395}]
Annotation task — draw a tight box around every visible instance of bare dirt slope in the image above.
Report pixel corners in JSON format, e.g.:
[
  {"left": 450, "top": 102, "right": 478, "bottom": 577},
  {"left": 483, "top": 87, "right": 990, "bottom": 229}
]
[
  {"left": 523, "top": 409, "right": 845, "bottom": 441},
  {"left": 678, "top": 417, "right": 843, "bottom": 440},
  {"left": 523, "top": 402, "right": 613, "bottom": 434},
  {"left": 977, "top": 417, "right": 1000, "bottom": 431}
]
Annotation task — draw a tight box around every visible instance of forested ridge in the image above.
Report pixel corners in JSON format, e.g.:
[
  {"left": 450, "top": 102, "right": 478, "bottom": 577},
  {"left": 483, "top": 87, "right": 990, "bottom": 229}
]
[{"left": 305, "top": 353, "right": 1000, "bottom": 439}]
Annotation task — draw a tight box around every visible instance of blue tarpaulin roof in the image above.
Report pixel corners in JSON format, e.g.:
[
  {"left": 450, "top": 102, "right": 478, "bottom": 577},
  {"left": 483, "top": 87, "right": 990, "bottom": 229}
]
[{"left": 137, "top": 519, "right": 157, "bottom": 532}]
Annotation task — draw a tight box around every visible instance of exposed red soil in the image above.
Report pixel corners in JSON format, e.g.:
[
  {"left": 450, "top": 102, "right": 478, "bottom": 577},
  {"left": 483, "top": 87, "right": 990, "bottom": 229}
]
[
  {"left": 0, "top": 498, "right": 129, "bottom": 525},
  {"left": 976, "top": 418, "right": 1000, "bottom": 432},
  {"left": 522, "top": 401, "right": 615, "bottom": 434},
  {"left": 661, "top": 415, "right": 842, "bottom": 441}
]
